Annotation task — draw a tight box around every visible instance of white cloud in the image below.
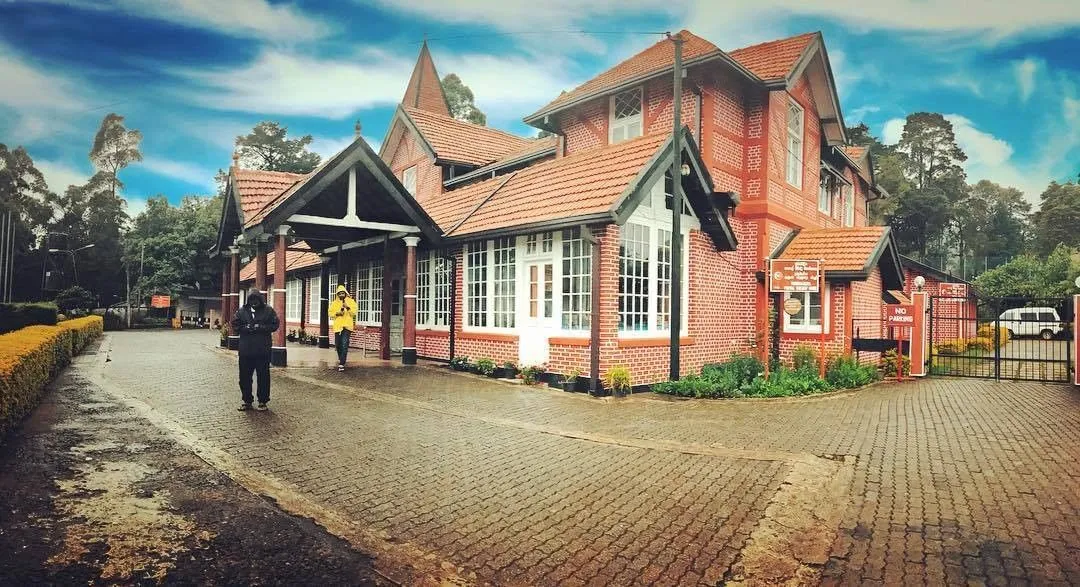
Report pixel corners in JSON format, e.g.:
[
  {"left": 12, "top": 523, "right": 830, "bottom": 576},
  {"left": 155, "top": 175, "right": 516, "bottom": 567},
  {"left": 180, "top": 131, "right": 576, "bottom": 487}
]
[
  {"left": 945, "top": 114, "right": 1014, "bottom": 168},
  {"left": 35, "top": 158, "right": 90, "bottom": 194},
  {"left": 439, "top": 53, "right": 580, "bottom": 117},
  {"left": 308, "top": 134, "right": 383, "bottom": 160},
  {"left": 0, "top": 42, "right": 85, "bottom": 113},
  {"left": 847, "top": 105, "right": 880, "bottom": 123},
  {"left": 124, "top": 196, "right": 149, "bottom": 218},
  {"left": 1013, "top": 58, "right": 1039, "bottom": 102},
  {"left": 881, "top": 118, "right": 905, "bottom": 145},
  {"left": 27, "top": 0, "right": 331, "bottom": 41},
  {"left": 367, "top": 0, "right": 676, "bottom": 34},
  {"left": 140, "top": 156, "right": 217, "bottom": 191}
]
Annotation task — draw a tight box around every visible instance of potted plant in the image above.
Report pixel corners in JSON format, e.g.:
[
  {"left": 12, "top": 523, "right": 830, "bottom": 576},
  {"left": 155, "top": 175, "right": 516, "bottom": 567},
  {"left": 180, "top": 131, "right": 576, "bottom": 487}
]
[
  {"left": 449, "top": 356, "right": 470, "bottom": 372},
  {"left": 496, "top": 361, "right": 518, "bottom": 379},
  {"left": 565, "top": 368, "right": 584, "bottom": 392},
  {"left": 475, "top": 358, "right": 497, "bottom": 377},
  {"left": 219, "top": 323, "right": 229, "bottom": 348},
  {"left": 286, "top": 329, "right": 297, "bottom": 343},
  {"left": 519, "top": 364, "right": 545, "bottom": 385},
  {"left": 604, "top": 365, "right": 632, "bottom": 397}
]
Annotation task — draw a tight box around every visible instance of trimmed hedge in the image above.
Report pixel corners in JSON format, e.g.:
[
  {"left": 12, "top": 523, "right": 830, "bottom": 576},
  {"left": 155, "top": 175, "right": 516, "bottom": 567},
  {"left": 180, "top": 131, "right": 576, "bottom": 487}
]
[
  {"left": 0, "top": 315, "right": 103, "bottom": 438},
  {"left": 0, "top": 302, "right": 59, "bottom": 334}
]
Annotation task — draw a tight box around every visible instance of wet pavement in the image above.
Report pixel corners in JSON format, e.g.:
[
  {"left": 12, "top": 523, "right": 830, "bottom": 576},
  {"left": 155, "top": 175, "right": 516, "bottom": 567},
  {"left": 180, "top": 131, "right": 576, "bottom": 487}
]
[{"left": 5, "top": 329, "right": 1080, "bottom": 585}]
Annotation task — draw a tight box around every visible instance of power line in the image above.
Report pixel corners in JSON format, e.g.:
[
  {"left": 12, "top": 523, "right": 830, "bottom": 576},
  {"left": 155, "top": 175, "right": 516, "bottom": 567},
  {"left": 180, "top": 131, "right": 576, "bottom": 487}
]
[{"left": 409, "top": 29, "right": 670, "bottom": 44}]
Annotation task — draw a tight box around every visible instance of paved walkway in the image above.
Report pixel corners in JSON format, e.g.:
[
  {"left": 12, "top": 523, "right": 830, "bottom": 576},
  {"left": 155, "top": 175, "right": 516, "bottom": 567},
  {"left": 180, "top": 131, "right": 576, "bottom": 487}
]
[{"left": 89, "top": 330, "right": 1080, "bottom": 585}]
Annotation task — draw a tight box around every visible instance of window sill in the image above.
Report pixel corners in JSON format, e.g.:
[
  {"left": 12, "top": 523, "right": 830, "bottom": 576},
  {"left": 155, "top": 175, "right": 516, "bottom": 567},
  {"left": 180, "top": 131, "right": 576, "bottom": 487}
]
[
  {"left": 458, "top": 331, "right": 519, "bottom": 343},
  {"left": 617, "top": 336, "right": 694, "bottom": 348},
  {"left": 549, "top": 336, "right": 591, "bottom": 347},
  {"left": 416, "top": 328, "right": 450, "bottom": 338}
]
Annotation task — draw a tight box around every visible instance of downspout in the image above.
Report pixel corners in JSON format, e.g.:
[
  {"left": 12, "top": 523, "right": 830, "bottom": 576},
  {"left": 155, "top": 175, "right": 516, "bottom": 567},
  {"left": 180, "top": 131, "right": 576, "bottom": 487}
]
[
  {"left": 448, "top": 251, "right": 457, "bottom": 362},
  {"left": 586, "top": 226, "right": 602, "bottom": 395}
]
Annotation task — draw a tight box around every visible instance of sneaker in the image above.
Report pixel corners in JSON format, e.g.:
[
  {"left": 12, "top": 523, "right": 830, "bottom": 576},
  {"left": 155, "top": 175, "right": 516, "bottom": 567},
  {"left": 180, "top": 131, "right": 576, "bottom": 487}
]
[
  {"left": 337, "top": 364, "right": 345, "bottom": 372},
  {"left": 238, "top": 403, "right": 253, "bottom": 411},
  {"left": 256, "top": 402, "right": 269, "bottom": 411}
]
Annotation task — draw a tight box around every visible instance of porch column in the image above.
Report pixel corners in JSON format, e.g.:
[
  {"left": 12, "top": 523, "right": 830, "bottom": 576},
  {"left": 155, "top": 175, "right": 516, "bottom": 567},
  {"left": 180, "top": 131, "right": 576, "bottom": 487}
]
[
  {"left": 271, "top": 225, "right": 290, "bottom": 366},
  {"left": 402, "top": 236, "right": 419, "bottom": 365},
  {"left": 220, "top": 261, "right": 230, "bottom": 332},
  {"left": 318, "top": 255, "right": 331, "bottom": 349},
  {"left": 255, "top": 237, "right": 268, "bottom": 295},
  {"left": 227, "top": 245, "right": 241, "bottom": 351},
  {"left": 380, "top": 236, "right": 391, "bottom": 360}
]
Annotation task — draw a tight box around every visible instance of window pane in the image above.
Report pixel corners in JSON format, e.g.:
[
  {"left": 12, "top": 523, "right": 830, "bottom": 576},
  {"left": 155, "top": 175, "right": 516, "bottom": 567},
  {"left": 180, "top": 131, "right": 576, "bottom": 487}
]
[
  {"left": 417, "top": 251, "right": 431, "bottom": 327},
  {"left": 356, "top": 264, "right": 369, "bottom": 322},
  {"left": 308, "top": 276, "right": 321, "bottom": 324},
  {"left": 619, "top": 223, "right": 650, "bottom": 332},
  {"left": 657, "top": 228, "right": 672, "bottom": 331},
  {"left": 433, "top": 254, "right": 451, "bottom": 327},
  {"left": 560, "top": 228, "right": 591, "bottom": 330},
  {"left": 544, "top": 263, "right": 554, "bottom": 318},
  {"left": 466, "top": 241, "right": 487, "bottom": 327},
  {"left": 809, "top": 291, "right": 822, "bottom": 325},
  {"left": 492, "top": 237, "right": 516, "bottom": 328},
  {"left": 1039, "top": 312, "right": 1055, "bottom": 322}
]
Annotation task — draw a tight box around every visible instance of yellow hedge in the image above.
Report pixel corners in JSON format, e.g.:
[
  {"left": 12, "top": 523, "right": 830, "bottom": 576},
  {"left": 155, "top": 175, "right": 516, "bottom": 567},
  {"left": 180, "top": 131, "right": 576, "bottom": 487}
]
[
  {"left": 976, "top": 324, "right": 1010, "bottom": 346},
  {"left": 0, "top": 315, "right": 103, "bottom": 437}
]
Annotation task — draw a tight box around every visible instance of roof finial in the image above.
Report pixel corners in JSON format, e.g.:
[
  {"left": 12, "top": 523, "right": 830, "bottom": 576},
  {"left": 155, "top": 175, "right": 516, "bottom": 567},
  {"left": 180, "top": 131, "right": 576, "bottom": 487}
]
[
  {"left": 354, "top": 119, "right": 362, "bottom": 138},
  {"left": 231, "top": 150, "right": 239, "bottom": 169}
]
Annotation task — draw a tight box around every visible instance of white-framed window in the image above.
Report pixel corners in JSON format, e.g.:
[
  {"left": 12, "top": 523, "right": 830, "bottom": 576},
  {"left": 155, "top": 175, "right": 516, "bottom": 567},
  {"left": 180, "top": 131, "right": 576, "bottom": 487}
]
[
  {"left": 609, "top": 87, "right": 643, "bottom": 144},
  {"left": 617, "top": 173, "right": 696, "bottom": 335},
  {"left": 402, "top": 166, "right": 417, "bottom": 197},
  {"left": 786, "top": 100, "right": 804, "bottom": 188},
  {"left": 464, "top": 238, "right": 518, "bottom": 330},
  {"left": 783, "top": 286, "right": 830, "bottom": 334},
  {"left": 416, "top": 250, "right": 451, "bottom": 329},
  {"left": 818, "top": 172, "right": 836, "bottom": 215},
  {"left": 843, "top": 184, "right": 855, "bottom": 227},
  {"left": 307, "top": 275, "right": 321, "bottom": 324},
  {"left": 492, "top": 237, "right": 516, "bottom": 328},
  {"left": 354, "top": 260, "right": 383, "bottom": 325},
  {"left": 525, "top": 232, "right": 554, "bottom": 256},
  {"left": 285, "top": 278, "right": 302, "bottom": 322},
  {"left": 466, "top": 241, "right": 487, "bottom": 327},
  {"left": 561, "top": 228, "right": 591, "bottom": 331}
]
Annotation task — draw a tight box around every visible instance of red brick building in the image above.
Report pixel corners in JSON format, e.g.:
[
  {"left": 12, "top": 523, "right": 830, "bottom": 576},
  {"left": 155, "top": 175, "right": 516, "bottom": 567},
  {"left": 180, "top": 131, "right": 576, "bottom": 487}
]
[{"left": 216, "top": 30, "right": 922, "bottom": 389}]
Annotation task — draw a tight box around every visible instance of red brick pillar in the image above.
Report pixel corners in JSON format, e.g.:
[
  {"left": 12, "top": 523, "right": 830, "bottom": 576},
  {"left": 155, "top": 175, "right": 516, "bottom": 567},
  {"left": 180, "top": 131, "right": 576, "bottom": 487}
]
[
  {"left": 402, "top": 236, "right": 419, "bottom": 365},
  {"left": 380, "top": 237, "right": 391, "bottom": 361},
  {"left": 255, "top": 239, "right": 268, "bottom": 295},
  {"left": 910, "top": 290, "right": 928, "bottom": 377},
  {"left": 228, "top": 245, "right": 240, "bottom": 351},
  {"left": 271, "top": 226, "right": 289, "bottom": 366}
]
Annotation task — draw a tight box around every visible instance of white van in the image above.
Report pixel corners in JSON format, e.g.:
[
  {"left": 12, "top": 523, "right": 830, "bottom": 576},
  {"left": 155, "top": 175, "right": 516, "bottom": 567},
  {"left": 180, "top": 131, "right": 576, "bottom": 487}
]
[{"left": 998, "top": 307, "right": 1063, "bottom": 340}]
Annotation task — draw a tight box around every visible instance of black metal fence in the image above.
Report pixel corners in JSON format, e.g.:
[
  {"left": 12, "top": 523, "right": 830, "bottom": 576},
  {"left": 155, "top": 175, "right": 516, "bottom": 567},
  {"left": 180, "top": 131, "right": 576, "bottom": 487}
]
[{"left": 929, "top": 296, "right": 1073, "bottom": 383}]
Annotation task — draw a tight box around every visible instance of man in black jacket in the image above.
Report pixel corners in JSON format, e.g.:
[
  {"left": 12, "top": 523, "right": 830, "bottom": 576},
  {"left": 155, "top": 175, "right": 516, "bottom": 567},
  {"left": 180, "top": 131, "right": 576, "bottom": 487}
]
[{"left": 232, "top": 288, "right": 280, "bottom": 411}]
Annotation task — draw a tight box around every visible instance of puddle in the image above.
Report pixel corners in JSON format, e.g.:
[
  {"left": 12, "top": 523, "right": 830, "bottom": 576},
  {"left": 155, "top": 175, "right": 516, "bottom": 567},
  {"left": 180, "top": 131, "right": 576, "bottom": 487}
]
[{"left": 49, "top": 459, "right": 215, "bottom": 582}]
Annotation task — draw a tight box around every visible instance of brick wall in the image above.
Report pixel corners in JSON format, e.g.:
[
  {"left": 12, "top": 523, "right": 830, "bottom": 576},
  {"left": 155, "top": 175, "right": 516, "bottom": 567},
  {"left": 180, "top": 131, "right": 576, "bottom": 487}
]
[
  {"left": 386, "top": 119, "right": 442, "bottom": 202},
  {"left": 851, "top": 268, "right": 885, "bottom": 365},
  {"left": 903, "top": 269, "right": 978, "bottom": 342}
]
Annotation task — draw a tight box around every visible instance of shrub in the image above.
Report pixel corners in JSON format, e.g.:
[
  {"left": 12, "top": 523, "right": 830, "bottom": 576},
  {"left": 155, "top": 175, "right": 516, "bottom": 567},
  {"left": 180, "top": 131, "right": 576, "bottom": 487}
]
[
  {"left": 0, "top": 316, "right": 102, "bottom": 437},
  {"left": 976, "top": 324, "right": 1010, "bottom": 346},
  {"left": 880, "top": 349, "right": 911, "bottom": 378},
  {"left": 745, "top": 367, "right": 833, "bottom": 398},
  {"left": 520, "top": 364, "right": 546, "bottom": 385},
  {"left": 604, "top": 365, "right": 632, "bottom": 394},
  {"left": 475, "top": 358, "right": 496, "bottom": 376},
  {"left": 449, "top": 356, "right": 470, "bottom": 371},
  {"left": 54, "top": 286, "right": 95, "bottom": 314},
  {"left": 792, "top": 345, "right": 818, "bottom": 373},
  {"left": 101, "top": 312, "right": 125, "bottom": 331},
  {"left": 0, "top": 302, "right": 59, "bottom": 334},
  {"left": 965, "top": 337, "right": 995, "bottom": 353},
  {"left": 935, "top": 339, "right": 968, "bottom": 355},
  {"left": 826, "top": 355, "right": 880, "bottom": 389},
  {"left": 655, "top": 354, "right": 839, "bottom": 399}
]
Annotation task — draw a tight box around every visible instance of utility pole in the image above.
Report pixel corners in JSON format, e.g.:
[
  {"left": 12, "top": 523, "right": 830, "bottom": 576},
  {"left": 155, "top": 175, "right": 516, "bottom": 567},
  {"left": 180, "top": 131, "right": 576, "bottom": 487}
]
[
  {"left": 1, "top": 211, "right": 9, "bottom": 302},
  {"left": 668, "top": 31, "right": 684, "bottom": 382},
  {"left": 126, "top": 263, "right": 132, "bottom": 328}
]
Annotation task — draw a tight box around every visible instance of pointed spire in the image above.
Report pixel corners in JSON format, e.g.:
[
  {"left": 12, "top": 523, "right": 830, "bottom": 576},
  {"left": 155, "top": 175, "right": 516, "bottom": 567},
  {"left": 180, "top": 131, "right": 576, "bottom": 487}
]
[
  {"left": 401, "top": 40, "right": 452, "bottom": 117},
  {"left": 231, "top": 150, "right": 239, "bottom": 170},
  {"left": 354, "top": 119, "right": 362, "bottom": 138}
]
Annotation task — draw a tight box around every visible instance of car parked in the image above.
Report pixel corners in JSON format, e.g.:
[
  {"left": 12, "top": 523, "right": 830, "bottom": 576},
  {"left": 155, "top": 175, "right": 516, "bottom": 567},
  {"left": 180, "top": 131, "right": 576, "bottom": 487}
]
[{"left": 998, "top": 307, "right": 1063, "bottom": 340}]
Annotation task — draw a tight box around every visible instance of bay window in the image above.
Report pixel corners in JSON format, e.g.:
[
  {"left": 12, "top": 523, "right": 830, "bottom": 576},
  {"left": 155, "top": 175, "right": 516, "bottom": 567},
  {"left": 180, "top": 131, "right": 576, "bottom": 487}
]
[
  {"left": 786, "top": 100, "right": 804, "bottom": 188},
  {"left": 819, "top": 172, "right": 837, "bottom": 215},
  {"left": 560, "top": 228, "right": 591, "bottom": 331},
  {"left": 610, "top": 87, "right": 643, "bottom": 144},
  {"left": 355, "top": 260, "right": 383, "bottom": 325},
  {"left": 416, "top": 250, "right": 451, "bottom": 328}
]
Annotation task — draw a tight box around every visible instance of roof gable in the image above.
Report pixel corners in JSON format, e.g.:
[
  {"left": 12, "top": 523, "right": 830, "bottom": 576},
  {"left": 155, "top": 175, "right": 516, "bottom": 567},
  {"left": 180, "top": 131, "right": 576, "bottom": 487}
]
[
  {"left": 401, "top": 41, "right": 452, "bottom": 117},
  {"left": 728, "top": 32, "right": 816, "bottom": 81},
  {"left": 772, "top": 226, "right": 904, "bottom": 289},
  {"left": 402, "top": 107, "right": 535, "bottom": 167}
]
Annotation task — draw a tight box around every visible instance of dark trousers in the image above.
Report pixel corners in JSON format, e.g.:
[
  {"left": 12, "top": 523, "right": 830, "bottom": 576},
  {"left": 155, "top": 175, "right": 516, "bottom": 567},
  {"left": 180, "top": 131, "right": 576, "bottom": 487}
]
[
  {"left": 335, "top": 330, "right": 351, "bottom": 365},
  {"left": 239, "top": 354, "right": 271, "bottom": 404}
]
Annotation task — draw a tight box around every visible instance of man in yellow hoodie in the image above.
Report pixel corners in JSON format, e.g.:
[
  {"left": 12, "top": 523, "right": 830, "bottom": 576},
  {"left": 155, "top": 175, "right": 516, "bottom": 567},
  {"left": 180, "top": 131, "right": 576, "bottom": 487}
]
[{"left": 328, "top": 284, "right": 357, "bottom": 371}]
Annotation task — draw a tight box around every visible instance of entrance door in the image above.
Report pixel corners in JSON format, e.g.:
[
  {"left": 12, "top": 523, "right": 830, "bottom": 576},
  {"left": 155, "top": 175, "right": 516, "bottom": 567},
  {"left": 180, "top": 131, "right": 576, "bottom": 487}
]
[
  {"left": 390, "top": 278, "right": 403, "bottom": 352},
  {"left": 519, "top": 261, "right": 555, "bottom": 365}
]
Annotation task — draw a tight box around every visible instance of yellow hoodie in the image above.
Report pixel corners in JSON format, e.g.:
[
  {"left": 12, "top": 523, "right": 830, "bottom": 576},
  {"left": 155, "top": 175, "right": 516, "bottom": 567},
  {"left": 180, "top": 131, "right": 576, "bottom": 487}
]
[{"left": 328, "top": 285, "right": 358, "bottom": 333}]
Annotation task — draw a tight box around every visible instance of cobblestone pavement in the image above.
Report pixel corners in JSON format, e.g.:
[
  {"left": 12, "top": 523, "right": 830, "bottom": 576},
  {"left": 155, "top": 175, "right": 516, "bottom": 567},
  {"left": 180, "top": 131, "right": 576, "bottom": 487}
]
[{"left": 92, "top": 330, "right": 1080, "bottom": 585}]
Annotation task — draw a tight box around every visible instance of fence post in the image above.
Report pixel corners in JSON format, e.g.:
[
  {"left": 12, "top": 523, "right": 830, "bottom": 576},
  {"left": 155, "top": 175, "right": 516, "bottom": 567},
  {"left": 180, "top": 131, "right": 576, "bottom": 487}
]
[
  {"left": 994, "top": 300, "right": 1002, "bottom": 381},
  {"left": 927, "top": 296, "right": 934, "bottom": 375},
  {"left": 910, "top": 291, "right": 928, "bottom": 377},
  {"left": 1074, "top": 295, "right": 1079, "bottom": 386}
]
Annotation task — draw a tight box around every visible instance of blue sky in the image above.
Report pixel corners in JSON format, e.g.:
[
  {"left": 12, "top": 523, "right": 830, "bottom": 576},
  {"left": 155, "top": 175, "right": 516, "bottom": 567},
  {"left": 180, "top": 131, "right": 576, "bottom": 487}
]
[{"left": 2, "top": 0, "right": 1079, "bottom": 217}]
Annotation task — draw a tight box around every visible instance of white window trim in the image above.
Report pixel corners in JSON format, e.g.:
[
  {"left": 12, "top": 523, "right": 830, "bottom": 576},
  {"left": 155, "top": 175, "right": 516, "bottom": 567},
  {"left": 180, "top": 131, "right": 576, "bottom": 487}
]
[
  {"left": 617, "top": 175, "right": 698, "bottom": 339},
  {"left": 782, "top": 284, "right": 831, "bottom": 335},
  {"left": 843, "top": 184, "right": 855, "bottom": 227},
  {"left": 786, "top": 99, "right": 804, "bottom": 189},
  {"left": 307, "top": 275, "right": 322, "bottom": 325},
  {"left": 355, "top": 260, "right": 384, "bottom": 327},
  {"left": 402, "top": 166, "right": 417, "bottom": 197},
  {"left": 285, "top": 278, "right": 303, "bottom": 322},
  {"left": 558, "top": 229, "right": 591, "bottom": 333},
  {"left": 464, "top": 238, "right": 518, "bottom": 334},
  {"left": 416, "top": 250, "right": 451, "bottom": 331},
  {"left": 609, "top": 87, "right": 644, "bottom": 144}
]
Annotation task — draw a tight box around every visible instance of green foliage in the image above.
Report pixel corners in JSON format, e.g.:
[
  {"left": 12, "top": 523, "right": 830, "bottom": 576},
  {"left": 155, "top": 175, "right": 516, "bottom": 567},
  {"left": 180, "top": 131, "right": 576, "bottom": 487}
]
[
  {"left": 880, "top": 349, "right": 911, "bottom": 378},
  {"left": 934, "top": 339, "right": 968, "bottom": 355},
  {"left": 449, "top": 356, "right": 470, "bottom": 371},
  {"left": 604, "top": 365, "right": 632, "bottom": 394},
  {"left": 520, "top": 364, "right": 545, "bottom": 385},
  {"left": 655, "top": 354, "right": 844, "bottom": 399},
  {"left": 1031, "top": 181, "right": 1080, "bottom": 256},
  {"left": 792, "top": 345, "right": 818, "bottom": 373},
  {"left": 441, "top": 73, "right": 487, "bottom": 125},
  {"left": 976, "top": 325, "right": 1010, "bottom": 346},
  {"left": 54, "top": 286, "right": 95, "bottom": 314},
  {"left": 235, "top": 121, "right": 321, "bottom": 174},
  {"left": 826, "top": 355, "right": 881, "bottom": 388},
  {"left": 475, "top": 357, "right": 496, "bottom": 376},
  {"left": 745, "top": 367, "right": 834, "bottom": 398},
  {"left": 0, "top": 303, "right": 59, "bottom": 334},
  {"left": 973, "top": 245, "right": 1080, "bottom": 298}
]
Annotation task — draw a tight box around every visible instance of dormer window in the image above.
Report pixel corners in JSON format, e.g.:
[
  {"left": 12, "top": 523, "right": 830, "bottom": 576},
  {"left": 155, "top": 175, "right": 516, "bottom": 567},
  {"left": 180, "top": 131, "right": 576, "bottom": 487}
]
[{"left": 610, "top": 87, "right": 643, "bottom": 144}]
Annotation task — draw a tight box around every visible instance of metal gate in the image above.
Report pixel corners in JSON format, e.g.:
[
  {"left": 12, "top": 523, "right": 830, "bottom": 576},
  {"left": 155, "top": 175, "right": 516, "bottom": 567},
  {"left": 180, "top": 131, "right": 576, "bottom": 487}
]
[{"left": 929, "top": 295, "right": 1073, "bottom": 382}]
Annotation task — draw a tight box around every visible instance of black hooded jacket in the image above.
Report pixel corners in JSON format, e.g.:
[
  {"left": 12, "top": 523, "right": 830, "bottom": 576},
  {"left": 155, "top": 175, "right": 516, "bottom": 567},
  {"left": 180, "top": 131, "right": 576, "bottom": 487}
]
[{"left": 232, "top": 290, "right": 280, "bottom": 357}]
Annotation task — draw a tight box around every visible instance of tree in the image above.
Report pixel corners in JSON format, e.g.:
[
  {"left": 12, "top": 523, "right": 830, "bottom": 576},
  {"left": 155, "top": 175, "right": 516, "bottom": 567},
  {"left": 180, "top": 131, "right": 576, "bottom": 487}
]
[
  {"left": 537, "top": 129, "right": 555, "bottom": 139},
  {"left": 845, "top": 123, "right": 889, "bottom": 158},
  {"left": 958, "top": 181, "right": 1030, "bottom": 274},
  {"left": 90, "top": 113, "right": 142, "bottom": 203},
  {"left": 895, "top": 113, "right": 967, "bottom": 191},
  {"left": 1030, "top": 181, "right": 1080, "bottom": 256},
  {"left": 974, "top": 245, "right": 1080, "bottom": 298},
  {"left": 441, "top": 73, "right": 486, "bottom": 125},
  {"left": 235, "top": 122, "right": 321, "bottom": 173},
  {"left": 54, "top": 285, "right": 95, "bottom": 314},
  {"left": 0, "top": 144, "right": 54, "bottom": 301}
]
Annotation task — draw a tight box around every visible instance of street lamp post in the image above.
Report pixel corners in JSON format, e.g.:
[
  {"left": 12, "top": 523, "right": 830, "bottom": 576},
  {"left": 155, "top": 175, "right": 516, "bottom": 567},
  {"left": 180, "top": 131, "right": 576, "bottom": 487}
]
[{"left": 48, "top": 243, "right": 95, "bottom": 287}]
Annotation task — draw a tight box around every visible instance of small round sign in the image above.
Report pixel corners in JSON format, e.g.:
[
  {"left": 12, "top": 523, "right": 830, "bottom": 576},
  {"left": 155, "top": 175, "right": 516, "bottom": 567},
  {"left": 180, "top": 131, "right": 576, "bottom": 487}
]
[{"left": 783, "top": 297, "right": 803, "bottom": 316}]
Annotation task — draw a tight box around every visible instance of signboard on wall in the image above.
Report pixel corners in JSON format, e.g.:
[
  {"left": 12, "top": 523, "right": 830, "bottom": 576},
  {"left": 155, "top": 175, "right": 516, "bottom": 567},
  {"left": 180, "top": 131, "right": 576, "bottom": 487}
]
[
  {"left": 151, "top": 295, "right": 171, "bottom": 308},
  {"left": 769, "top": 259, "right": 822, "bottom": 293},
  {"left": 886, "top": 304, "right": 915, "bottom": 326},
  {"left": 938, "top": 283, "right": 968, "bottom": 298}
]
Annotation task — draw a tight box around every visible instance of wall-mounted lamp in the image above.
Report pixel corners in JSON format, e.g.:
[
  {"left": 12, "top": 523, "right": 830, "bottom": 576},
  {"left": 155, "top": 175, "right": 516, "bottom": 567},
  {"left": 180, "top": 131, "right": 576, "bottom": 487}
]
[{"left": 680, "top": 163, "right": 690, "bottom": 177}]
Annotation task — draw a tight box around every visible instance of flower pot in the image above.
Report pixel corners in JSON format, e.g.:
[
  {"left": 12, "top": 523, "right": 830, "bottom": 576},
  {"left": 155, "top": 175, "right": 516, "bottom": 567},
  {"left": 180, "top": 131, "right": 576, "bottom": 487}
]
[{"left": 219, "top": 338, "right": 227, "bottom": 348}]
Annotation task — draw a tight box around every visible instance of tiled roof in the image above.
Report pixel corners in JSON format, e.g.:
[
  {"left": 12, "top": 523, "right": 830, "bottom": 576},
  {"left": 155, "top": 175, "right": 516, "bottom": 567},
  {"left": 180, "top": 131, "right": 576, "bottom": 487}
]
[
  {"left": 529, "top": 30, "right": 722, "bottom": 119},
  {"left": 843, "top": 146, "right": 868, "bottom": 168},
  {"left": 443, "top": 135, "right": 558, "bottom": 188},
  {"left": 239, "top": 248, "right": 321, "bottom": 282},
  {"left": 778, "top": 226, "right": 889, "bottom": 272},
  {"left": 233, "top": 168, "right": 307, "bottom": 222},
  {"left": 424, "top": 132, "right": 668, "bottom": 237},
  {"left": 405, "top": 107, "right": 534, "bottom": 166},
  {"left": 728, "top": 32, "right": 817, "bottom": 81},
  {"left": 401, "top": 41, "right": 452, "bottom": 117}
]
